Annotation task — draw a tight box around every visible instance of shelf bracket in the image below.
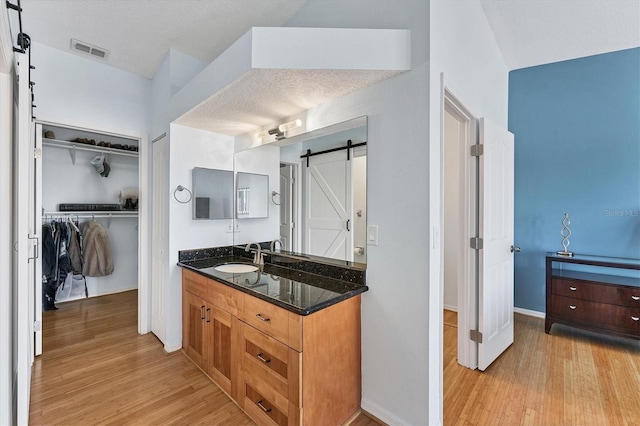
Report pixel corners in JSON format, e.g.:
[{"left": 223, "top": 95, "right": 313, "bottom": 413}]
[{"left": 68, "top": 145, "right": 76, "bottom": 165}]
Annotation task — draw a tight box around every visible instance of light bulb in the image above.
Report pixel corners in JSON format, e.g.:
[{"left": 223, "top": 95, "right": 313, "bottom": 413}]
[{"left": 278, "top": 119, "right": 302, "bottom": 132}]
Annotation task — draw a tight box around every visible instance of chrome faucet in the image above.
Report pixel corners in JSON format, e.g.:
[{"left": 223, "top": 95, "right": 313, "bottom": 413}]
[
  {"left": 270, "top": 239, "right": 283, "bottom": 252},
  {"left": 245, "top": 242, "right": 264, "bottom": 265}
]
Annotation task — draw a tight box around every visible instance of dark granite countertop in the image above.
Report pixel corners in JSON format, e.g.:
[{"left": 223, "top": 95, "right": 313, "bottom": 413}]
[{"left": 178, "top": 255, "right": 368, "bottom": 315}]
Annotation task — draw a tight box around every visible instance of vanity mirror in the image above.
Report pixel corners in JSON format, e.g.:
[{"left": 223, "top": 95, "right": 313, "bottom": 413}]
[
  {"left": 234, "top": 116, "right": 367, "bottom": 264},
  {"left": 192, "top": 167, "right": 234, "bottom": 220}
]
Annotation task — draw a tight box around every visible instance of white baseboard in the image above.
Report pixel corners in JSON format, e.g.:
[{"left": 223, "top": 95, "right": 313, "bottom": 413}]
[
  {"left": 361, "top": 398, "right": 409, "bottom": 426},
  {"left": 514, "top": 307, "right": 545, "bottom": 319},
  {"left": 163, "top": 342, "right": 182, "bottom": 353},
  {"left": 443, "top": 304, "right": 458, "bottom": 312}
]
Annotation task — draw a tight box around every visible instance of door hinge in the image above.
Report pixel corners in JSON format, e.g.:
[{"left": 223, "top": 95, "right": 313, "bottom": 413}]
[
  {"left": 33, "top": 320, "right": 41, "bottom": 332},
  {"left": 291, "top": 221, "right": 295, "bottom": 229},
  {"left": 470, "top": 237, "right": 483, "bottom": 250},
  {"left": 34, "top": 147, "right": 41, "bottom": 159},
  {"left": 470, "top": 329, "right": 483, "bottom": 343},
  {"left": 470, "top": 144, "right": 484, "bottom": 157}
]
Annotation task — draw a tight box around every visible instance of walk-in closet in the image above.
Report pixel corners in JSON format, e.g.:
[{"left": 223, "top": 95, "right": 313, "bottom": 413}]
[{"left": 38, "top": 123, "right": 140, "bottom": 322}]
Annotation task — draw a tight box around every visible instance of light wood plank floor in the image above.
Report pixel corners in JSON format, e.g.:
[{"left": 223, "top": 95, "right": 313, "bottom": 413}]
[
  {"left": 444, "top": 310, "right": 640, "bottom": 425},
  {"left": 30, "top": 290, "right": 378, "bottom": 426}
]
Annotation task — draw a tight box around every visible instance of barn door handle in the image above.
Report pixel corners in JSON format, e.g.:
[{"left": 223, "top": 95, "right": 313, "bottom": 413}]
[{"left": 346, "top": 219, "right": 351, "bottom": 231}]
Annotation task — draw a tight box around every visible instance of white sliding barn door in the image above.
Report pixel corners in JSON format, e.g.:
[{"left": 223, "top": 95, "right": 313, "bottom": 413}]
[
  {"left": 302, "top": 150, "right": 352, "bottom": 261},
  {"left": 34, "top": 123, "right": 43, "bottom": 356},
  {"left": 477, "top": 117, "right": 515, "bottom": 371},
  {"left": 151, "top": 135, "right": 168, "bottom": 342}
]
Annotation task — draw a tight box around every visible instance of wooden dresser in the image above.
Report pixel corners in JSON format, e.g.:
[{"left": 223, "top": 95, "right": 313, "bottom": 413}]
[{"left": 545, "top": 253, "right": 640, "bottom": 340}]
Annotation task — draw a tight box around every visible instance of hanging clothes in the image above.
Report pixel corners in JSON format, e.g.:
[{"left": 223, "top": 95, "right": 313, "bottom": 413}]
[
  {"left": 41, "top": 223, "right": 58, "bottom": 311},
  {"left": 67, "top": 219, "right": 83, "bottom": 274},
  {"left": 81, "top": 220, "right": 114, "bottom": 277}
]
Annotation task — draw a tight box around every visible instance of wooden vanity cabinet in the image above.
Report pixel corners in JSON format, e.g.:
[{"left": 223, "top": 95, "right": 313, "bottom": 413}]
[{"left": 182, "top": 268, "right": 362, "bottom": 426}]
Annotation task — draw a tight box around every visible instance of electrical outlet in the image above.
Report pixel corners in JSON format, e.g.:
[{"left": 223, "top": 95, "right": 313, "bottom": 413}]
[
  {"left": 234, "top": 221, "right": 240, "bottom": 233},
  {"left": 226, "top": 221, "right": 233, "bottom": 233}
]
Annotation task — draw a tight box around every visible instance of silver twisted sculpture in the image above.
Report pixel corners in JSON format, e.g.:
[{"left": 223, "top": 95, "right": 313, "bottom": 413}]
[{"left": 556, "top": 212, "right": 573, "bottom": 257}]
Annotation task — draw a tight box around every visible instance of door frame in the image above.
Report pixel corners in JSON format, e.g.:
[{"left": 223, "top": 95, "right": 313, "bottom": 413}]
[
  {"left": 35, "top": 119, "right": 150, "bottom": 336},
  {"left": 279, "top": 161, "right": 298, "bottom": 252},
  {"left": 443, "top": 89, "right": 478, "bottom": 369}
]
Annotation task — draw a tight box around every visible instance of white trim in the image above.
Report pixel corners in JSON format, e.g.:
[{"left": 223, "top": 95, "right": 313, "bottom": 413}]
[
  {"left": 163, "top": 342, "right": 182, "bottom": 353},
  {"left": 514, "top": 307, "right": 545, "bottom": 319},
  {"left": 443, "top": 304, "right": 458, "bottom": 312},
  {"left": 361, "top": 397, "right": 410, "bottom": 426}
]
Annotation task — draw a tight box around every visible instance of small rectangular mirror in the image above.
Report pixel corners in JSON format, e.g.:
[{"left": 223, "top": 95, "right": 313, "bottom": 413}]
[
  {"left": 236, "top": 172, "right": 269, "bottom": 219},
  {"left": 192, "top": 167, "right": 234, "bottom": 220}
]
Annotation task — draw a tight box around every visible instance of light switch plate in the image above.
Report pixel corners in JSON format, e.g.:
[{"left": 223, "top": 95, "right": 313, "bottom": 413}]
[{"left": 367, "top": 225, "right": 379, "bottom": 246}]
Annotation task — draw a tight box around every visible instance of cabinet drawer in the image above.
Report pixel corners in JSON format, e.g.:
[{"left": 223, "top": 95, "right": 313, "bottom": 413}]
[
  {"left": 243, "top": 295, "right": 302, "bottom": 351},
  {"left": 183, "top": 269, "right": 208, "bottom": 300},
  {"left": 617, "top": 286, "right": 640, "bottom": 308},
  {"left": 209, "top": 278, "right": 243, "bottom": 317},
  {"left": 243, "top": 383, "right": 289, "bottom": 426},
  {"left": 551, "top": 295, "right": 640, "bottom": 335},
  {"left": 552, "top": 278, "right": 616, "bottom": 304}
]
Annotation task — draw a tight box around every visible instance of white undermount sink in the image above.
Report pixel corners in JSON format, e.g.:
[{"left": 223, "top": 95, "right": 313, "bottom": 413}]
[{"left": 214, "top": 263, "right": 259, "bottom": 274}]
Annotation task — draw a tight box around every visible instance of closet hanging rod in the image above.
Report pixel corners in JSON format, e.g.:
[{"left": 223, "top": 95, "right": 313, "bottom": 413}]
[
  {"left": 42, "top": 138, "right": 139, "bottom": 159},
  {"left": 42, "top": 211, "right": 138, "bottom": 219}
]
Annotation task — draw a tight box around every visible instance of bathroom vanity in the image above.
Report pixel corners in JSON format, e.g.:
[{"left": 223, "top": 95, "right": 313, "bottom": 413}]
[{"left": 178, "top": 247, "right": 367, "bottom": 426}]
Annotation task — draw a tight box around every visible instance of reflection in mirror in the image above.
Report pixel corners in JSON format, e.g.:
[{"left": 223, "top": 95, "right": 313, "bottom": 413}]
[
  {"left": 236, "top": 172, "right": 269, "bottom": 219},
  {"left": 234, "top": 116, "right": 367, "bottom": 264},
  {"left": 192, "top": 167, "right": 234, "bottom": 220}
]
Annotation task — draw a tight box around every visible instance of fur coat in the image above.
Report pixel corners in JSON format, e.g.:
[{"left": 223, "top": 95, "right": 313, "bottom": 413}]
[{"left": 81, "top": 220, "right": 114, "bottom": 277}]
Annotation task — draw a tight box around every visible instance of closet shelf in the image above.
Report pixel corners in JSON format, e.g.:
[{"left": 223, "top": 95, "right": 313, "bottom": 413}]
[
  {"left": 42, "top": 138, "right": 139, "bottom": 164},
  {"left": 43, "top": 211, "right": 138, "bottom": 219}
]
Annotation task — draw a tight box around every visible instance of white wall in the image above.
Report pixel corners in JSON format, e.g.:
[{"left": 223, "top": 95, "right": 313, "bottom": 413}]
[
  {"left": 286, "top": 2, "right": 429, "bottom": 424},
  {"left": 429, "top": 1, "right": 509, "bottom": 423},
  {"left": 353, "top": 154, "right": 367, "bottom": 263},
  {"left": 165, "top": 123, "right": 234, "bottom": 350},
  {"left": 32, "top": 43, "right": 150, "bottom": 136}
]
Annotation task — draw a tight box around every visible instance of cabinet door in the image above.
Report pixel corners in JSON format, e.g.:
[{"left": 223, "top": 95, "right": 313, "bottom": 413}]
[
  {"left": 207, "top": 306, "right": 233, "bottom": 395},
  {"left": 182, "top": 291, "right": 207, "bottom": 370}
]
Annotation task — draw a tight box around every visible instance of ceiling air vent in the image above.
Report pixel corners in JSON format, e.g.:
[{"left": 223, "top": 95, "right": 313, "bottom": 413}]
[{"left": 70, "top": 39, "right": 109, "bottom": 60}]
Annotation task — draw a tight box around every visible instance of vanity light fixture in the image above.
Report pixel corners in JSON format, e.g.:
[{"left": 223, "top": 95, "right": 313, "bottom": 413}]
[{"left": 255, "top": 119, "right": 303, "bottom": 140}]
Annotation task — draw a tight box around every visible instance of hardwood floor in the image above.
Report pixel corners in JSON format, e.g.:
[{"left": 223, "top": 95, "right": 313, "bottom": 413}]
[
  {"left": 444, "top": 310, "right": 640, "bottom": 425},
  {"left": 30, "top": 290, "right": 379, "bottom": 426}
]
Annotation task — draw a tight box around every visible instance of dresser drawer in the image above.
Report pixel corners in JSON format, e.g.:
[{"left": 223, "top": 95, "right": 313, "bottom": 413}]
[
  {"left": 552, "top": 278, "right": 619, "bottom": 304},
  {"left": 182, "top": 269, "right": 208, "bottom": 300},
  {"left": 243, "top": 294, "right": 302, "bottom": 351},
  {"left": 209, "top": 278, "right": 243, "bottom": 317},
  {"left": 617, "top": 286, "right": 640, "bottom": 308},
  {"left": 551, "top": 295, "right": 640, "bottom": 334}
]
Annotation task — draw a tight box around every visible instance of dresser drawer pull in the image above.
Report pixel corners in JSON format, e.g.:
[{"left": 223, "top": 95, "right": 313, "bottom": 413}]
[
  {"left": 206, "top": 307, "right": 210, "bottom": 323},
  {"left": 569, "top": 286, "right": 577, "bottom": 291},
  {"left": 632, "top": 295, "right": 640, "bottom": 301},
  {"left": 632, "top": 316, "right": 639, "bottom": 322},
  {"left": 200, "top": 305, "right": 205, "bottom": 320},
  {"left": 256, "top": 353, "right": 271, "bottom": 364},
  {"left": 257, "top": 401, "right": 272, "bottom": 413},
  {"left": 256, "top": 313, "right": 270, "bottom": 322},
  {"left": 569, "top": 305, "right": 577, "bottom": 310}
]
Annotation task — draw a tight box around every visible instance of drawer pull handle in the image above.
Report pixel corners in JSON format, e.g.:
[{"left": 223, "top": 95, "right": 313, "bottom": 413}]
[
  {"left": 257, "top": 400, "right": 271, "bottom": 413},
  {"left": 256, "top": 313, "right": 270, "bottom": 322},
  {"left": 632, "top": 316, "right": 639, "bottom": 322},
  {"left": 256, "top": 353, "right": 271, "bottom": 364},
  {"left": 206, "top": 307, "right": 210, "bottom": 323},
  {"left": 569, "top": 286, "right": 577, "bottom": 291},
  {"left": 569, "top": 305, "right": 577, "bottom": 310},
  {"left": 200, "top": 305, "right": 205, "bottom": 320},
  {"left": 632, "top": 296, "right": 640, "bottom": 301}
]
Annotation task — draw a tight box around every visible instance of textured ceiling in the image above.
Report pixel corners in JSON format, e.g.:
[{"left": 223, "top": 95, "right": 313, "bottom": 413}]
[
  {"left": 19, "top": 0, "right": 307, "bottom": 78},
  {"left": 480, "top": 0, "right": 640, "bottom": 70},
  {"left": 174, "top": 68, "right": 401, "bottom": 136}
]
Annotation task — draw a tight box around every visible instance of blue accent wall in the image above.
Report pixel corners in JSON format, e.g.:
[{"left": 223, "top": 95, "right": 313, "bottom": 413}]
[{"left": 509, "top": 48, "right": 640, "bottom": 313}]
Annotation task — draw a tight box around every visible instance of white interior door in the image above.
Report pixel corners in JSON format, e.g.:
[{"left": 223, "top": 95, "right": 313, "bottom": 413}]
[
  {"left": 15, "top": 55, "right": 34, "bottom": 425},
  {"left": 302, "top": 150, "right": 352, "bottom": 261},
  {"left": 477, "top": 117, "right": 515, "bottom": 371},
  {"left": 279, "top": 163, "right": 293, "bottom": 251},
  {"left": 34, "top": 123, "right": 43, "bottom": 356},
  {"left": 151, "top": 135, "right": 168, "bottom": 342}
]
